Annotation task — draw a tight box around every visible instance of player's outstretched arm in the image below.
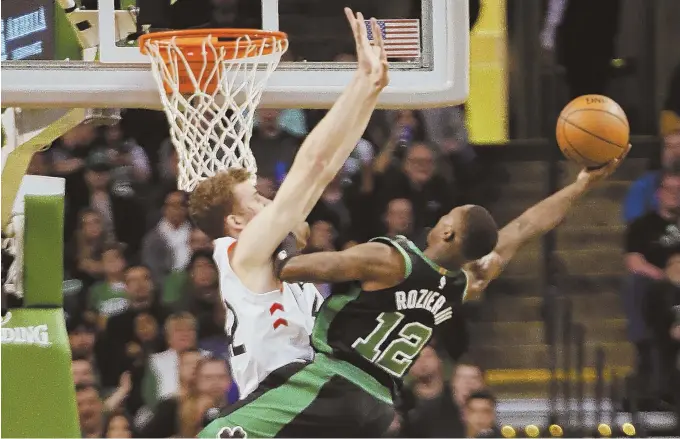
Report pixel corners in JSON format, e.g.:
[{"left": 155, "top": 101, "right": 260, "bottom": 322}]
[
  {"left": 233, "top": 9, "right": 389, "bottom": 271},
  {"left": 463, "top": 146, "right": 631, "bottom": 300},
  {"left": 276, "top": 243, "right": 405, "bottom": 290}
]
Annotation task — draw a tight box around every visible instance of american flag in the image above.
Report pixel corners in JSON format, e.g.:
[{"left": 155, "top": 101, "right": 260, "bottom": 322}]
[{"left": 365, "top": 19, "right": 421, "bottom": 59}]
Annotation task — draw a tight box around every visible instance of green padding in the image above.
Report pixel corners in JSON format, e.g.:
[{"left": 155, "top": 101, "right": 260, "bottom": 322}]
[
  {"left": 55, "top": 7, "right": 82, "bottom": 60},
  {"left": 23, "top": 195, "right": 64, "bottom": 308},
  {"left": 1, "top": 308, "right": 79, "bottom": 438}
]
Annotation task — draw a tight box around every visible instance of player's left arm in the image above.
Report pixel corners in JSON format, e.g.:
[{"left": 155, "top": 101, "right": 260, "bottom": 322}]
[
  {"left": 463, "top": 147, "right": 631, "bottom": 301},
  {"left": 276, "top": 242, "right": 405, "bottom": 288}
]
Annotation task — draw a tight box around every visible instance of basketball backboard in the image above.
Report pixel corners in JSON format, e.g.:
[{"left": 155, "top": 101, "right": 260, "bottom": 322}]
[{"left": 1, "top": 0, "right": 469, "bottom": 109}]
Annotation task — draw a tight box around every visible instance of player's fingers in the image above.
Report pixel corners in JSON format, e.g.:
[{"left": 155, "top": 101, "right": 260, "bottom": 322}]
[
  {"left": 356, "top": 12, "right": 368, "bottom": 45},
  {"left": 370, "top": 18, "right": 388, "bottom": 63},
  {"left": 345, "top": 8, "right": 360, "bottom": 44},
  {"left": 370, "top": 18, "right": 383, "bottom": 48}
]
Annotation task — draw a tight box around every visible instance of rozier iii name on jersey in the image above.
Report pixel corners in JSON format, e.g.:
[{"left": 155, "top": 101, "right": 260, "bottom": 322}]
[{"left": 394, "top": 289, "right": 452, "bottom": 325}]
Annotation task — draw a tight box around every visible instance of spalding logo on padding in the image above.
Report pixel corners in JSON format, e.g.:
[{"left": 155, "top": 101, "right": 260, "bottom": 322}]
[
  {"left": 0, "top": 312, "right": 51, "bottom": 347},
  {"left": 218, "top": 426, "right": 247, "bottom": 438}
]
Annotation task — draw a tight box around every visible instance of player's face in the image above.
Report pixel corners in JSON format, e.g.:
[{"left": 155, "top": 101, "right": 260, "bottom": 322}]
[
  {"left": 232, "top": 180, "right": 271, "bottom": 221},
  {"left": 427, "top": 207, "right": 462, "bottom": 247}
]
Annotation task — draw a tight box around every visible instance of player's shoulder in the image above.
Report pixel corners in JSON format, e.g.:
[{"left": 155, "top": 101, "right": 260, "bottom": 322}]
[{"left": 212, "top": 236, "right": 237, "bottom": 258}]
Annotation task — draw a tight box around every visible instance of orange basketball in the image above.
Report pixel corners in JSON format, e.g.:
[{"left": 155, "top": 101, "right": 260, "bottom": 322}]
[{"left": 556, "top": 94, "right": 630, "bottom": 168}]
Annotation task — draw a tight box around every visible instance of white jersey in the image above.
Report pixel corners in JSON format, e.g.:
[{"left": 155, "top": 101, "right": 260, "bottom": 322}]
[{"left": 213, "top": 237, "right": 324, "bottom": 398}]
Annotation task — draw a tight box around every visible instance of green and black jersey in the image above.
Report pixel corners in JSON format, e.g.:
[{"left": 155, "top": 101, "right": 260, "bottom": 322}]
[{"left": 311, "top": 235, "right": 469, "bottom": 389}]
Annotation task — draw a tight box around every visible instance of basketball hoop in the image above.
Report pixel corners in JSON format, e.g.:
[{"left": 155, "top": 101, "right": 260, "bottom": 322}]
[{"left": 139, "top": 29, "right": 288, "bottom": 191}]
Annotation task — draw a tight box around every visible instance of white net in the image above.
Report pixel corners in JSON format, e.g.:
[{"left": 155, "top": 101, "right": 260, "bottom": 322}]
[
  {"left": 143, "top": 31, "right": 288, "bottom": 191},
  {"left": 2, "top": 214, "right": 24, "bottom": 298}
]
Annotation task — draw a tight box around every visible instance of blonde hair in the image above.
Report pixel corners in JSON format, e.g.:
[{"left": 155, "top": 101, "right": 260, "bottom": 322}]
[{"left": 188, "top": 169, "right": 252, "bottom": 239}]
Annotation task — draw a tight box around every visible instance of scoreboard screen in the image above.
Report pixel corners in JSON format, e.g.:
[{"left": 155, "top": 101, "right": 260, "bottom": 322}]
[{"left": 1, "top": 0, "right": 55, "bottom": 61}]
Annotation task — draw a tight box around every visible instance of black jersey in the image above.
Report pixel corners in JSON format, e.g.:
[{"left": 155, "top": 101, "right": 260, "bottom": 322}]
[{"left": 310, "top": 235, "right": 469, "bottom": 389}]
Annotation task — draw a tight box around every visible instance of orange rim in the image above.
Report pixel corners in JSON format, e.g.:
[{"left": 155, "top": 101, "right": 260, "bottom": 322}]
[{"left": 139, "top": 29, "right": 288, "bottom": 94}]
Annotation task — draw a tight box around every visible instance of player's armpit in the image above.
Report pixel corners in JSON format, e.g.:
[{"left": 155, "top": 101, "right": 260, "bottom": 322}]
[{"left": 278, "top": 242, "right": 405, "bottom": 286}]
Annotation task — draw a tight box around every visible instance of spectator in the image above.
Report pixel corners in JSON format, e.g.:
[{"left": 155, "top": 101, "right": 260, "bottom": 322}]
[
  {"left": 464, "top": 390, "right": 500, "bottom": 438},
  {"left": 624, "top": 172, "right": 680, "bottom": 398},
  {"left": 644, "top": 253, "right": 680, "bottom": 407},
  {"left": 77, "top": 150, "right": 146, "bottom": 259},
  {"left": 73, "top": 355, "right": 133, "bottom": 415},
  {"left": 138, "top": 349, "right": 203, "bottom": 438},
  {"left": 51, "top": 124, "right": 98, "bottom": 242},
  {"left": 374, "top": 110, "right": 428, "bottom": 174},
  {"left": 174, "top": 252, "right": 225, "bottom": 344},
  {"left": 376, "top": 142, "right": 458, "bottom": 231},
  {"left": 88, "top": 242, "right": 128, "bottom": 320},
  {"left": 98, "top": 265, "right": 170, "bottom": 415},
  {"left": 162, "top": 228, "right": 214, "bottom": 306},
  {"left": 249, "top": 109, "right": 302, "bottom": 184},
  {"left": 549, "top": 0, "right": 622, "bottom": 99},
  {"left": 405, "top": 345, "right": 466, "bottom": 437},
  {"left": 145, "top": 312, "right": 199, "bottom": 406},
  {"left": 190, "top": 228, "right": 212, "bottom": 252},
  {"left": 66, "top": 208, "right": 108, "bottom": 287},
  {"left": 100, "top": 123, "right": 152, "bottom": 188},
  {"left": 76, "top": 384, "right": 106, "bottom": 438},
  {"left": 383, "top": 198, "right": 415, "bottom": 238},
  {"left": 140, "top": 355, "right": 231, "bottom": 438},
  {"left": 103, "top": 412, "right": 134, "bottom": 438},
  {"left": 623, "top": 131, "right": 680, "bottom": 223},
  {"left": 452, "top": 361, "right": 486, "bottom": 411},
  {"left": 72, "top": 356, "right": 98, "bottom": 386},
  {"left": 196, "top": 357, "right": 233, "bottom": 431},
  {"left": 68, "top": 316, "right": 98, "bottom": 364},
  {"left": 142, "top": 191, "right": 192, "bottom": 284}
]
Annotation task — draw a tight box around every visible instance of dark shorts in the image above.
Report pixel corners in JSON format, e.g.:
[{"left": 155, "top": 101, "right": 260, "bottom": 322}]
[{"left": 199, "top": 353, "right": 395, "bottom": 438}]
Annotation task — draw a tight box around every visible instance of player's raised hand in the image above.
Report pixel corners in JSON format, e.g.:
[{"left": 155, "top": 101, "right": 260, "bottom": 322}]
[
  {"left": 577, "top": 143, "right": 632, "bottom": 187},
  {"left": 345, "top": 8, "right": 389, "bottom": 90}
]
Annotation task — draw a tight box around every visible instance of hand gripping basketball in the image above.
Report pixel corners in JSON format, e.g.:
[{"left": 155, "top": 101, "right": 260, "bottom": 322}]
[
  {"left": 577, "top": 143, "right": 632, "bottom": 188},
  {"left": 344, "top": 8, "right": 390, "bottom": 90}
]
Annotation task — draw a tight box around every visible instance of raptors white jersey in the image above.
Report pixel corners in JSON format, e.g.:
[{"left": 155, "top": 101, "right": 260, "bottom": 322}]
[{"left": 213, "top": 237, "right": 324, "bottom": 398}]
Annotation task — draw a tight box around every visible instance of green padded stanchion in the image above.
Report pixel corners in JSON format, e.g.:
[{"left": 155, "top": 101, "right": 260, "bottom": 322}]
[{"left": 1, "top": 194, "right": 79, "bottom": 438}]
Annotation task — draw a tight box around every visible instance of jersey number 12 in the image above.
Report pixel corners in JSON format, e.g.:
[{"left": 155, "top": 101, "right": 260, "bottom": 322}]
[{"left": 352, "top": 312, "right": 433, "bottom": 378}]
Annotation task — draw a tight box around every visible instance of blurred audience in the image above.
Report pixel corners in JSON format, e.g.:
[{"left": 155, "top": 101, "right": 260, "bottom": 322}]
[
  {"left": 624, "top": 172, "right": 680, "bottom": 402},
  {"left": 464, "top": 390, "right": 500, "bottom": 438}
]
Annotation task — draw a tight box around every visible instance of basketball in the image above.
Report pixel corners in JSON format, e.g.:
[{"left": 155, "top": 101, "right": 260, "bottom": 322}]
[{"left": 556, "top": 95, "right": 629, "bottom": 168}]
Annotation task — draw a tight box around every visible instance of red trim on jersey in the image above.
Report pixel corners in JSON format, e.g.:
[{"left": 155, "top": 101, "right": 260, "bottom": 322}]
[
  {"left": 227, "top": 240, "right": 237, "bottom": 259},
  {"left": 272, "top": 318, "right": 289, "bottom": 329},
  {"left": 269, "top": 302, "right": 284, "bottom": 315}
]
